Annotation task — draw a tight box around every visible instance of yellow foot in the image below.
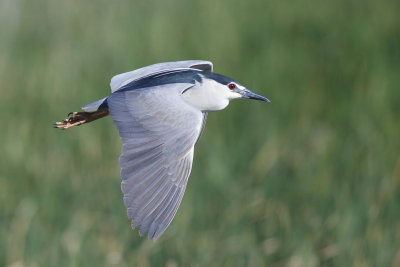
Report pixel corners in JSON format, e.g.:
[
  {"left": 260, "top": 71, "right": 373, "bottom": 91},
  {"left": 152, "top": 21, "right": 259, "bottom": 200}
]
[{"left": 54, "top": 112, "right": 90, "bottom": 129}]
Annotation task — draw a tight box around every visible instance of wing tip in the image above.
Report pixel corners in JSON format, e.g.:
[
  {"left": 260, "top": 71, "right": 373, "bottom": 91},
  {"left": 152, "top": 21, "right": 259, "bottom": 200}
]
[{"left": 131, "top": 220, "right": 161, "bottom": 241}]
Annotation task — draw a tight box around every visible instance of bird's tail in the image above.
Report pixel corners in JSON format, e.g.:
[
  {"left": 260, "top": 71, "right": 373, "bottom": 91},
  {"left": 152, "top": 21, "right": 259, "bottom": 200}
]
[{"left": 54, "top": 109, "right": 109, "bottom": 129}]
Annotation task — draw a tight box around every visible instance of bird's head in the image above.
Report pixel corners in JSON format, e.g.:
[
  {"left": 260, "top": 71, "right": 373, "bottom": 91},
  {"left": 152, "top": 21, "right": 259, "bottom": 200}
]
[
  {"left": 184, "top": 71, "right": 270, "bottom": 111},
  {"left": 221, "top": 80, "right": 270, "bottom": 102}
]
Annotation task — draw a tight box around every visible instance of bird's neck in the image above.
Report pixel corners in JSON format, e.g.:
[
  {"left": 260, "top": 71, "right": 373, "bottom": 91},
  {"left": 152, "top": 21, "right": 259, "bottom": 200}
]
[{"left": 182, "top": 80, "right": 230, "bottom": 112}]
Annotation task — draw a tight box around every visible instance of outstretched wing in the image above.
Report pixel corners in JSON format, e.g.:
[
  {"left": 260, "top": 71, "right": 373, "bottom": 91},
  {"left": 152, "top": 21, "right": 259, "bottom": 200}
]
[
  {"left": 110, "top": 60, "right": 213, "bottom": 93},
  {"left": 107, "top": 82, "right": 204, "bottom": 240}
]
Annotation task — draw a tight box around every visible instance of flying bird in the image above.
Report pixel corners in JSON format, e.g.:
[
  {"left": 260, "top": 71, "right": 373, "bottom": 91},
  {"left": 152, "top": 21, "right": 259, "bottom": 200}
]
[{"left": 55, "top": 60, "right": 270, "bottom": 240}]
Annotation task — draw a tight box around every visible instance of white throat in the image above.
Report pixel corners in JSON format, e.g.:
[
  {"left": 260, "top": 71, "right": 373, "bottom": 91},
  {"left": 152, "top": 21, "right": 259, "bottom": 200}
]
[{"left": 182, "top": 79, "right": 241, "bottom": 111}]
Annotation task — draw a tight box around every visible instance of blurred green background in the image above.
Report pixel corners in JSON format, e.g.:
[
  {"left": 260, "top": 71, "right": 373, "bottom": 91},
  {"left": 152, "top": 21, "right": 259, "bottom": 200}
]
[{"left": 1, "top": 0, "right": 400, "bottom": 266}]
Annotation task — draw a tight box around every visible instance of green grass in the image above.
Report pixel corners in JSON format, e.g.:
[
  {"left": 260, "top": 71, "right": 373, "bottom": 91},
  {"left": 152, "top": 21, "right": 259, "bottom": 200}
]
[{"left": 1, "top": 0, "right": 400, "bottom": 266}]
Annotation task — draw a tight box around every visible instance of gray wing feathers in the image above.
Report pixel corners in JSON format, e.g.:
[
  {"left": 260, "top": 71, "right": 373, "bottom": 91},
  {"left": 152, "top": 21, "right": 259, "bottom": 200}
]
[
  {"left": 195, "top": 112, "right": 208, "bottom": 146},
  {"left": 81, "top": 97, "right": 107, "bottom": 112},
  {"left": 107, "top": 83, "right": 203, "bottom": 240},
  {"left": 110, "top": 60, "right": 213, "bottom": 92}
]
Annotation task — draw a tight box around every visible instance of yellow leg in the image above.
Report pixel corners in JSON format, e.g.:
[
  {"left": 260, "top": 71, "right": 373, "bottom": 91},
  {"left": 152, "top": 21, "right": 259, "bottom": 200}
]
[{"left": 54, "top": 110, "right": 109, "bottom": 129}]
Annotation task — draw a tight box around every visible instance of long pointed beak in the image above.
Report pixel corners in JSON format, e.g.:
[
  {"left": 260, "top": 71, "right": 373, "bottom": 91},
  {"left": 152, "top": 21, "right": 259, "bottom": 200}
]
[{"left": 241, "top": 89, "right": 270, "bottom": 102}]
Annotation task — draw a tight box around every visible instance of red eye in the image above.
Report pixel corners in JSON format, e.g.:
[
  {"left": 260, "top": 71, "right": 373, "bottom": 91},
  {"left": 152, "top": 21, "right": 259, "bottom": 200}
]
[{"left": 228, "top": 83, "right": 236, "bottom": 90}]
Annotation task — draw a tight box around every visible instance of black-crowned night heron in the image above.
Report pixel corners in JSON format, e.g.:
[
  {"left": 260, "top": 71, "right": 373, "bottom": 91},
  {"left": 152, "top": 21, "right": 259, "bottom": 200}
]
[{"left": 55, "top": 60, "right": 270, "bottom": 240}]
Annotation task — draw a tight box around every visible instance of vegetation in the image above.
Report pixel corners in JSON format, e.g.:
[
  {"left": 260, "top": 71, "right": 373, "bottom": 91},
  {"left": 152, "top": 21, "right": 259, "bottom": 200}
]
[{"left": 1, "top": 0, "right": 399, "bottom": 266}]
